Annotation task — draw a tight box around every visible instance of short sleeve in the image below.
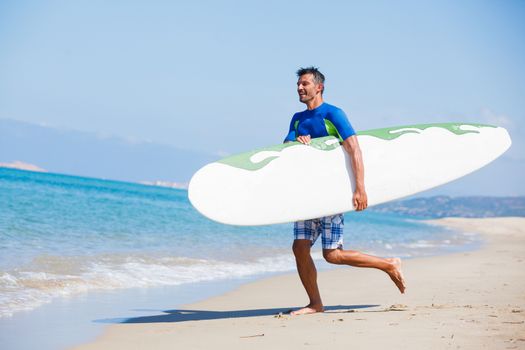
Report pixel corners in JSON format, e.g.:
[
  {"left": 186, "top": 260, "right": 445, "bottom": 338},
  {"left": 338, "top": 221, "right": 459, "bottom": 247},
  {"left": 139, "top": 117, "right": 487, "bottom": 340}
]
[{"left": 328, "top": 108, "right": 355, "bottom": 141}]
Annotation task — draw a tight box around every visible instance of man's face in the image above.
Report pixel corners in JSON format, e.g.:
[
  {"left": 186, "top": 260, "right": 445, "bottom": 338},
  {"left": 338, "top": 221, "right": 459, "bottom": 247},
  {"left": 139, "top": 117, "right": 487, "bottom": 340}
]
[{"left": 297, "top": 74, "right": 322, "bottom": 103}]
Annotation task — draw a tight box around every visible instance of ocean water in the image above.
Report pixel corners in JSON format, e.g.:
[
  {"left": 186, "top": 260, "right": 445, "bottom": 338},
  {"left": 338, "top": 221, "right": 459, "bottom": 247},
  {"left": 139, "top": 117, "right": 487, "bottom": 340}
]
[{"left": 0, "top": 168, "right": 479, "bottom": 318}]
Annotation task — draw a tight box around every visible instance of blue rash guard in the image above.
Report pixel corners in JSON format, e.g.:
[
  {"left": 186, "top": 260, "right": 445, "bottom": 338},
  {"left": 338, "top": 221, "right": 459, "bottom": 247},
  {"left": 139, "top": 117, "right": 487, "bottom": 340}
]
[{"left": 284, "top": 102, "right": 356, "bottom": 143}]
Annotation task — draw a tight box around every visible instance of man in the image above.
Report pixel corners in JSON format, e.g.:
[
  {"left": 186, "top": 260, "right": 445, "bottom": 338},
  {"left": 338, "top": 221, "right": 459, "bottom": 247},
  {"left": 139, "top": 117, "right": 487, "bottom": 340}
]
[{"left": 285, "top": 67, "right": 406, "bottom": 316}]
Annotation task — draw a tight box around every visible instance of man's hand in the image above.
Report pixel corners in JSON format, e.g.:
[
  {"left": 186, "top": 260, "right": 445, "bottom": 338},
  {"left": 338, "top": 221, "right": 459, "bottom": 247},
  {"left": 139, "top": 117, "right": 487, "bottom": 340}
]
[
  {"left": 296, "top": 135, "right": 311, "bottom": 145},
  {"left": 353, "top": 188, "right": 368, "bottom": 211}
]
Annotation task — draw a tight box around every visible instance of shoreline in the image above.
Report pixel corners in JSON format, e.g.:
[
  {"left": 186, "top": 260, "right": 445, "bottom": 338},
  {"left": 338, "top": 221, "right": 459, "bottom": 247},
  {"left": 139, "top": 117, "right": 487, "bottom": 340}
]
[
  {"left": 73, "top": 217, "right": 525, "bottom": 350},
  {"left": 0, "top": 270, "right": 303, "bottom": 350},
  {"left": 0, "top": 222, "right": 473, "bottom": 350}
]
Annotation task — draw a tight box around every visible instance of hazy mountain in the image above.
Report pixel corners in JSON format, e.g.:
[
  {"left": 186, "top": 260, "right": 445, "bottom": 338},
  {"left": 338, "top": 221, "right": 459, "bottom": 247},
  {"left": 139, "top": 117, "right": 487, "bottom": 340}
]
[{"left": 0, "top": 119, "right": 216, "bottom": 183}]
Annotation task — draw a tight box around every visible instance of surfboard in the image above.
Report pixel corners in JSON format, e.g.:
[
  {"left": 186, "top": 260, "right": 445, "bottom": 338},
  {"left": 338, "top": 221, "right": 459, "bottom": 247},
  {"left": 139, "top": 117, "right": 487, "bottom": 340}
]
[{"left": 188, "top": 123, "right": 511, "bottom": 226}]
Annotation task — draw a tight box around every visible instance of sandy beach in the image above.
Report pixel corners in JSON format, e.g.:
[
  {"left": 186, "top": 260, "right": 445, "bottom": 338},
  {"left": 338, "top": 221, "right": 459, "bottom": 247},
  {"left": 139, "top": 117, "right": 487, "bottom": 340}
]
[{"left": 74, "top": 217, "right": 525, "bottom": 350}]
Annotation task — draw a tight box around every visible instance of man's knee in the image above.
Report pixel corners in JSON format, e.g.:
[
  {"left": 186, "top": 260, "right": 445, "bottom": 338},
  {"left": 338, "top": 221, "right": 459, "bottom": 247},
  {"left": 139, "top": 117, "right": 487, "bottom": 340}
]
[
  {"left": 323, "top": 249, "right": 342, "bottom": 264},
  {"left": 292, "top": 240, "right": 311, "bottom": 258}
]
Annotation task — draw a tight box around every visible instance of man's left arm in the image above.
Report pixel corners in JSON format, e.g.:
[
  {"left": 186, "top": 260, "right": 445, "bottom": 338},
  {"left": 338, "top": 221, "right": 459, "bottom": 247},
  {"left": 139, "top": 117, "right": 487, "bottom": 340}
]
[{"left": 342, "top": 135, "right": 368, "bottom": 211}]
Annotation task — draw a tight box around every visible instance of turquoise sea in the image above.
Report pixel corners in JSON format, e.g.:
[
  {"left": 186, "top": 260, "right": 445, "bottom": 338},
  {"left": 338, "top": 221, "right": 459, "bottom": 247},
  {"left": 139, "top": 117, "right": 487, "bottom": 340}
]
[{"left": 0, "top": 167, "right": 480, "bottom": 319}]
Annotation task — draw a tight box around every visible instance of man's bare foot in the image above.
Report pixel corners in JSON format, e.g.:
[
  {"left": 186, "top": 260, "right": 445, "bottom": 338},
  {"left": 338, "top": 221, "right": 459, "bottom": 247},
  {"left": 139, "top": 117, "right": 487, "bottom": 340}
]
[
  {"left": 386, "top": 258, "right": 406, "bottom": 293},
  {"left": 290, "top": 304, "right": 324, "bottom": 316}
]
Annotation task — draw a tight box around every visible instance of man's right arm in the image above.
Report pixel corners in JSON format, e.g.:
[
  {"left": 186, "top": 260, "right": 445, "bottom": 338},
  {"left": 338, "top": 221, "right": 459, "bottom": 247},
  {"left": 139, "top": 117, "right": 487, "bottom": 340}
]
[{"left": 342, "top": 135, "right": 368, "bottom": 211}]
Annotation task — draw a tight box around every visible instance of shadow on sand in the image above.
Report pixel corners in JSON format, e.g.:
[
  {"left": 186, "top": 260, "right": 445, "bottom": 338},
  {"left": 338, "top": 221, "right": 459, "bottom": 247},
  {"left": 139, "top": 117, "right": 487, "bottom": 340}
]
[{"left": 95, "top": 304, "right": 379, "bottom": 324}]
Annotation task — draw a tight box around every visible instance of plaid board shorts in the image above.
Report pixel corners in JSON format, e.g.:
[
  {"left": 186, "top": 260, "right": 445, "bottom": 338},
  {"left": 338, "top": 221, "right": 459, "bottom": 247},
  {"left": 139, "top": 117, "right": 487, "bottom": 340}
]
[{"left": 294, "top": 214, "right": 344, "bottom": 249}]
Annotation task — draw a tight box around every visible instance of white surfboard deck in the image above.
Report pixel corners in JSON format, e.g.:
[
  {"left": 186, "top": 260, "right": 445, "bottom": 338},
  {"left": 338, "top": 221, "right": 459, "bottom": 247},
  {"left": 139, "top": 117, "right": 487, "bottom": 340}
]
[{"left": 188, "top": 123, "right": 511, "bottom": 226}]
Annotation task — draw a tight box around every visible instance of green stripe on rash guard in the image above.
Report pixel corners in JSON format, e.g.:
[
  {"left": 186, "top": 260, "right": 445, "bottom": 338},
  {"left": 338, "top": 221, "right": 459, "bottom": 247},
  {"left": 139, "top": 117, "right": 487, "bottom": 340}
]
[
  {"left": 217, "top": 136, "right": 341, "bottom": 171},
  {"left": 324, "top": 119, "right": 343, "bottom": 141},
  {"left": 357, "top": 123, "right": 497, "bottom": 140}
]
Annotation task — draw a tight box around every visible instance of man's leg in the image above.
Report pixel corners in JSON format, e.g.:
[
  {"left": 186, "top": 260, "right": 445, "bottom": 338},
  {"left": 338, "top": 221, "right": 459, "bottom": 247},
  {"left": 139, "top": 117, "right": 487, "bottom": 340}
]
[
  {"left": 321, "top": 214, "right": 406, "bottom": 294},
  {"left": 322, "top": 248, "right": 406, "bottom": 293},
  {"left": 291, "top": 239, "right": 324, "bottom": 315}
]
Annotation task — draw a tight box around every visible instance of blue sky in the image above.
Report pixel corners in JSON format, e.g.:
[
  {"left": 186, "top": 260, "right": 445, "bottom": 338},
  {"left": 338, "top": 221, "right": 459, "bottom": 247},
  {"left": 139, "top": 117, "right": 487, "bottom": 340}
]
[{"left": 1, "top": 0, "right": 524, "bottom": 194}]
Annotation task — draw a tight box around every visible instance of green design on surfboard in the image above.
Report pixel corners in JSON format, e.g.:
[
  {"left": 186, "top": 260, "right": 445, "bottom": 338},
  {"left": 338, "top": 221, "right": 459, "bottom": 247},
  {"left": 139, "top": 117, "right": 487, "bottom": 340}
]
[
  {"left": 217, "top": 123, "right": 497, "bottom": 171},
  {"left": 217, "top": 136, "right": 339, "bottom": 171},
  {"left": 357, "top": 122, "right": 496, "bottom": 140}
]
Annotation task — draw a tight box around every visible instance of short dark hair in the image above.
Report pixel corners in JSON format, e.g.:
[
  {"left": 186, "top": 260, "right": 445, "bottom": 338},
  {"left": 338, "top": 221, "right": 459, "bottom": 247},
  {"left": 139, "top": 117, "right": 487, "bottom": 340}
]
[{"left": 296, "top": 66, "right": 325, "bottom": 93}]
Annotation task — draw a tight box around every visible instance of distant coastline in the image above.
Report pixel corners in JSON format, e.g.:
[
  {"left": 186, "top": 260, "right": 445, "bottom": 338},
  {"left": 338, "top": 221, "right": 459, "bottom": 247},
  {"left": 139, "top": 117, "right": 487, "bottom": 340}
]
[
  {"left": 371, "top": 195, "right": 525, "bottom": 218},
  {"left": 139, "top": 180, "right": 189, "bottom": 190},
  {"left": 0, "top": 160, "right": 47, "bottom": 173}
]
